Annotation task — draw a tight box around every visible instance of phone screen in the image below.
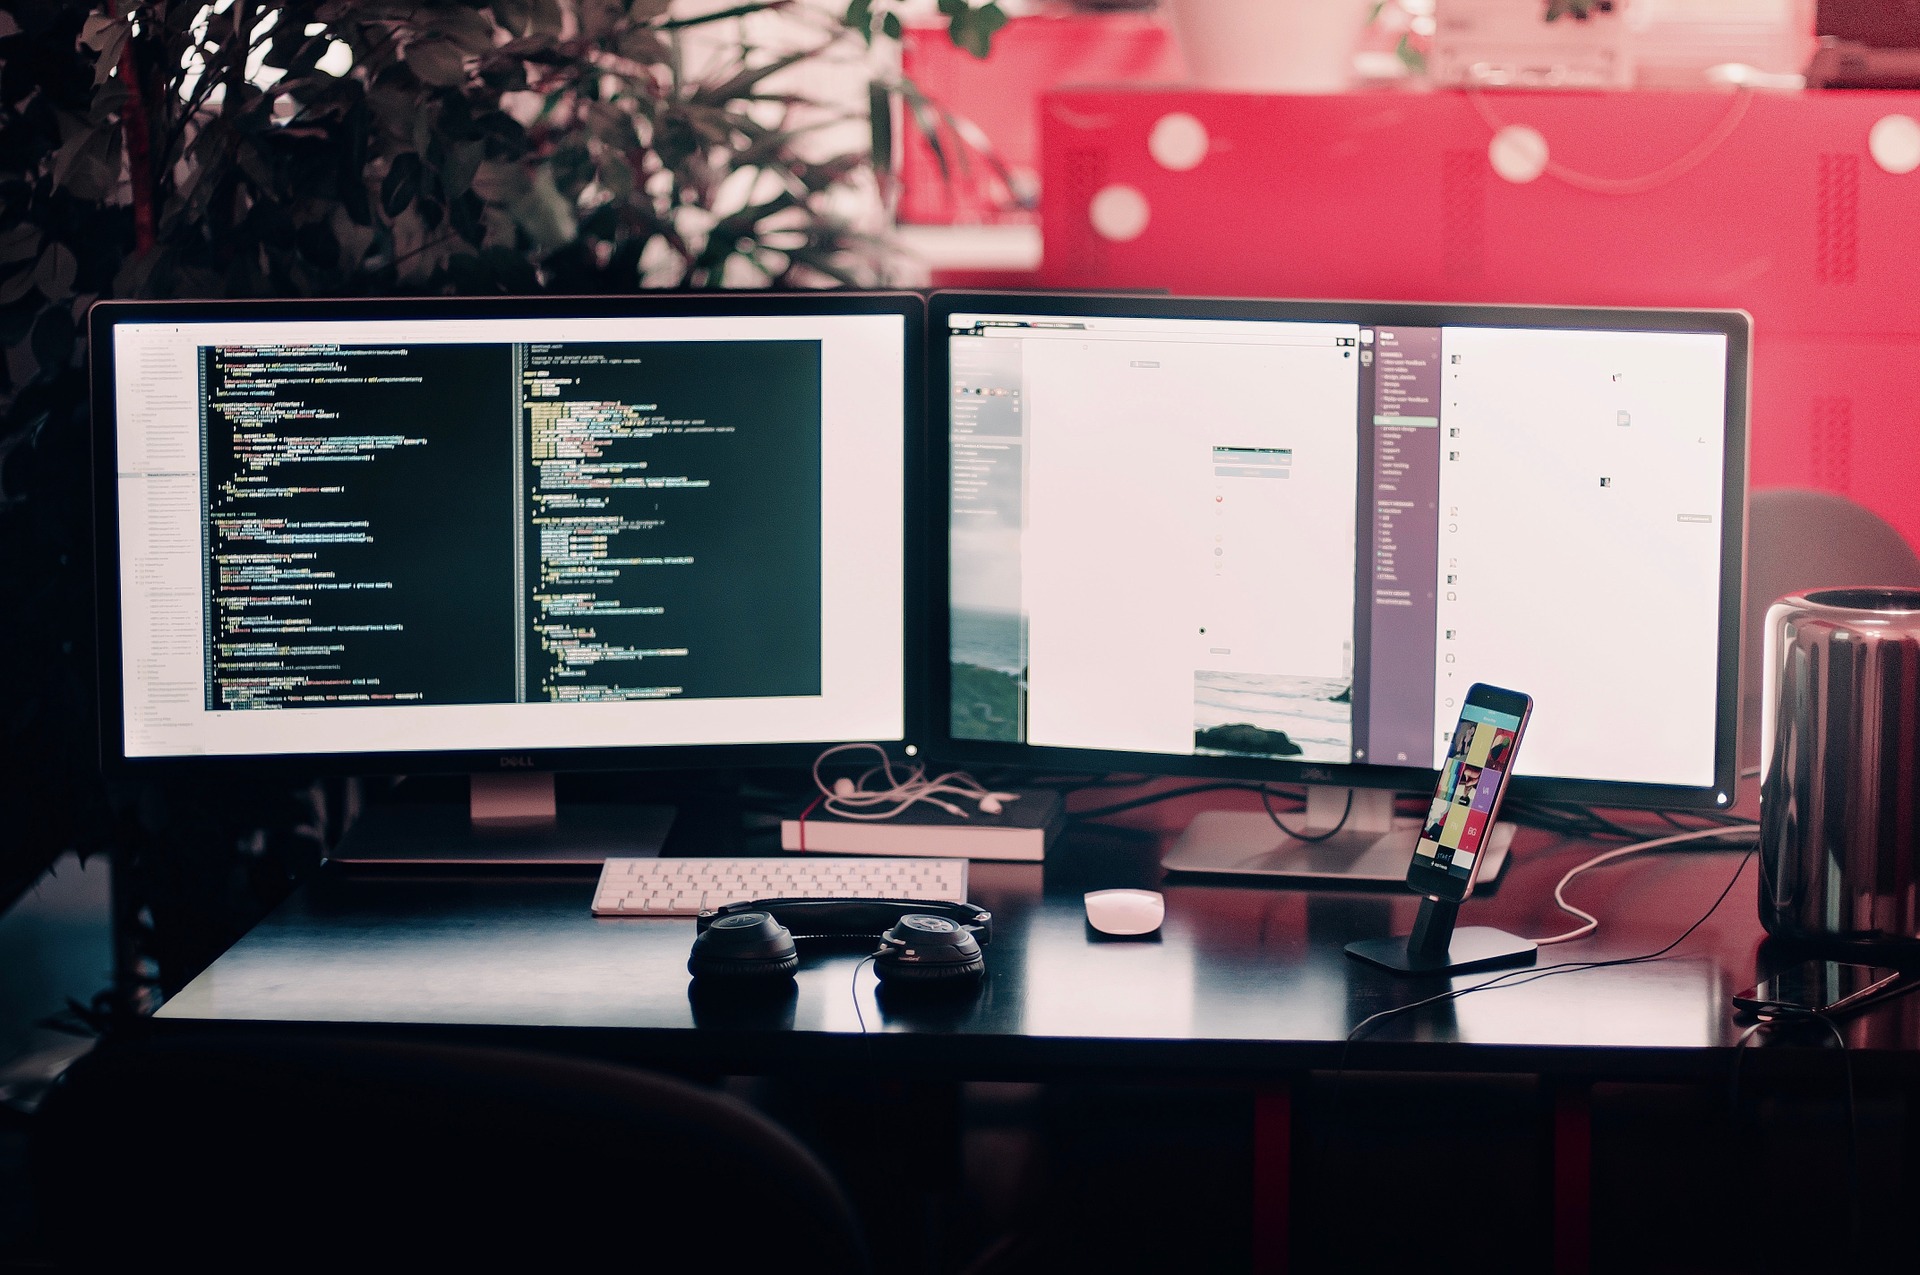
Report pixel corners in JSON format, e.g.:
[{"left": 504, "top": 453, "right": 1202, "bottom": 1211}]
[{"left": 1413, "top": 701, "right": 1524, "bottom": 885}]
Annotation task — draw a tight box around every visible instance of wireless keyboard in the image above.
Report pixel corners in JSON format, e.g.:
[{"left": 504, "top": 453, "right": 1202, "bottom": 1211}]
[{"left": 591, "top": 857, "right": 969, "bottom": 917}]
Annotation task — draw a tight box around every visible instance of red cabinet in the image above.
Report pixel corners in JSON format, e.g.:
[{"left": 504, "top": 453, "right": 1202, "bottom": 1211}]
[{"left": 1039, "top": 88, "right": 1920, "bottom": 548}]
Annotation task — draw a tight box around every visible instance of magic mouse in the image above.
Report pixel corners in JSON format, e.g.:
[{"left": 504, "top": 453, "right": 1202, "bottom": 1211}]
[{"left": 1083, "top": 888, "right": 1165, "bottom": 937}]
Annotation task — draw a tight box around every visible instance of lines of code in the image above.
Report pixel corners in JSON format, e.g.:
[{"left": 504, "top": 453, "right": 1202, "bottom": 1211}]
[
  {"left": 200, "top": 337, "right": 826, "bottom": 715},
  {"left": 521, "top": 341, "right": 824, "bottom": 702},
  {"left": 201, "top": 343, "right": 517, "bottom": 709}
]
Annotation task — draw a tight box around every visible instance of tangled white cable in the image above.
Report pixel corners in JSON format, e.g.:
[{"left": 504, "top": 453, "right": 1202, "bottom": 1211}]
[
  {"left": 811, "top": 742, "right": 1020, "bottom": 822},
  {"left": 1531, "top": 822, "right": 1759, "bottom": 945}
]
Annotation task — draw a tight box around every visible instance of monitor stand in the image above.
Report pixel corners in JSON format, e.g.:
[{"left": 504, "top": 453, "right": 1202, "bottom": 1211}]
[
  {"left": 1158, "top": 786, "right": 1514, "bottom": 886},
  {"left": 1345, "top": 895, "right": 1537, "bottom": 975},
  {"left": 330, "top": 773, "right": 674, "bottom": 865}
]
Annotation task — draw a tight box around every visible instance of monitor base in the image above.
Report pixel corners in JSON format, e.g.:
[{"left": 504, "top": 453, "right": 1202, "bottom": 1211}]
[
  {"left": 331, "top": 774, "right": 673, "bottom": 865},
  {"left": 1160, "top": 806, "right": 1515, "bottom": 886}
]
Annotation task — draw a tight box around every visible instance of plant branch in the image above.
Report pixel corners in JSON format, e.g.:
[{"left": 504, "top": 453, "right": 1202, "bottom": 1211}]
[{"left": 120, "top": 40, "right": 156, "bottom": 254}]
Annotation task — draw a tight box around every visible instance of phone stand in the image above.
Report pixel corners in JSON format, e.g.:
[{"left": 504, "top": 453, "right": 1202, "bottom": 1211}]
[{"left": 1345, "top": 895, "right": 1538, "bottom": 976}]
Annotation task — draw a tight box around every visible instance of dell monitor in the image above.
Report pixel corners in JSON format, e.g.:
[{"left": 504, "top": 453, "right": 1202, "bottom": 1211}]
[
  {"left": 92, "top": 292, "right": 922, "bottom": 861},
  {"left": 930, "top": 292, "right": 1748, "bottom": 882}
]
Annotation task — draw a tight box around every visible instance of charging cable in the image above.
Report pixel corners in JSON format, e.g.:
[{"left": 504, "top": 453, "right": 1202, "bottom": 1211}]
[{"left": 1529, "top": 823, "right": 1759, "bottom": 945}]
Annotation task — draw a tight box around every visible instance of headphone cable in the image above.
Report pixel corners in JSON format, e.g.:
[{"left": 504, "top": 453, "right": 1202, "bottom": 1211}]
[{"left": 850, "top": 952, "right": 878, "bottom": 1036}]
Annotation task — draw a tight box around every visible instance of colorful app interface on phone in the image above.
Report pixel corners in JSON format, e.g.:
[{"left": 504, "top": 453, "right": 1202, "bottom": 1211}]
[{"left": 1415, "top": 703, "right": 1522, "bottom": 881}]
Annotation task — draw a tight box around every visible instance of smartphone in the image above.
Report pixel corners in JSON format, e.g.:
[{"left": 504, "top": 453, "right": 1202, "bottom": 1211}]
[
  {"left": 1405, "top": 682, "right": 1532, "bottom": 903},
  {"left": 1732, "top": 960, "right": 1902, "bottom": 1019}
]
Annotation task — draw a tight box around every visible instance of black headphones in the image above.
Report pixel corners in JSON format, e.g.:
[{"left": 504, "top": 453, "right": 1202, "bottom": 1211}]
[{"left": 688, "top": 898, "right": 992, "bottom": 987}]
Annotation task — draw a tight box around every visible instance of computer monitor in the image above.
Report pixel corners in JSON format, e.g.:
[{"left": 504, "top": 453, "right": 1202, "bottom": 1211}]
[
  {"left": 91, "top": 292, "right": 922, "bottom": 861},
  {"left": 930, "top": 292, "right": 1749, "bottom": 883}
]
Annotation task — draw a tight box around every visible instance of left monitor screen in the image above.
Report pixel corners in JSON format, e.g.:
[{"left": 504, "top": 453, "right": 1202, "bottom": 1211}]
[{"left": 109, "top": 310, "right": 906, "bottom": 759}]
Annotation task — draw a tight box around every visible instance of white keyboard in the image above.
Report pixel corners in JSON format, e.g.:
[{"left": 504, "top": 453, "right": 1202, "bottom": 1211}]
[{"left": 591, "top": 857, "right": 970, "bottom": 917}]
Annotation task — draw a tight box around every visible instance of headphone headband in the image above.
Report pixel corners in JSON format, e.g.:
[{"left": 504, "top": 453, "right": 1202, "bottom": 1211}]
[{"left": 697, "top": 897, "right": 992, "bottom": 944}]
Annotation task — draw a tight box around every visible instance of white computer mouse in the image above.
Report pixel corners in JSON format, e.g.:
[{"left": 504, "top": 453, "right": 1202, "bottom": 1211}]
[{"left": 1083, "top": 888, "right": 1165, "bottom": 937}]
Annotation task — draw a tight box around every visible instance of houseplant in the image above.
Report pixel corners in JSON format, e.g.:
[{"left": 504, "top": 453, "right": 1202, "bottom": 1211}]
[{"left": 0, "top": 0, "right": 1002, "bottom": 1002}]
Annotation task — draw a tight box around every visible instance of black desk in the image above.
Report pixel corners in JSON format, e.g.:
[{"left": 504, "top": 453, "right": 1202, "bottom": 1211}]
[{"left": 154, "top": 818, "right": 1920, "bottom": 1271}]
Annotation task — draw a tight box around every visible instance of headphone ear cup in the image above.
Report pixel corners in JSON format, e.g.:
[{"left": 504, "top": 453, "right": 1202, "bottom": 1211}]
[
  {"left": 873, "top": 913, "right": 986, "bottom": 987},
  {"left": 873, "top": 949, "right": 985, "bottom": 984},
  {"left": 689, "top": 949, "right": 800, "bottom": 982},
  {"left": 688, "top": 911, "right": 800, "bottom": 982},
  {"left": 691, "top": 947, "right": 800, "bottom": 981}
]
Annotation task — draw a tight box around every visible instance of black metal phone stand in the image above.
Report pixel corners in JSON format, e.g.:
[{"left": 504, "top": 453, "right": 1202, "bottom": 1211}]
[{"left": 1344, "top": 895, "right": 1538, "bottom": 975}]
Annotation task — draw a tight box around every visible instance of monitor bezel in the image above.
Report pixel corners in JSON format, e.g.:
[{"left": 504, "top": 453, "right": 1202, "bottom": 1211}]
[
  {"left": 91, "top": 290, "right": 928, "bottom": 778},
  {"left": 925, "top": 290, "right": 1751, "bottom": 811}
]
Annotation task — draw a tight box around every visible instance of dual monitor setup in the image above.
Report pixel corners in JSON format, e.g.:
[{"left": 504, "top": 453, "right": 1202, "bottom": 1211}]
[{"left": 91, "top": 291, "right": 1748, "bottom": 878}]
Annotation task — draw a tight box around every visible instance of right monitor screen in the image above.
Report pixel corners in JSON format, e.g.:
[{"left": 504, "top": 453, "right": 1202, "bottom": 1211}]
[{"left": 946, "top": 306, "right": 1735, "bottom": 792}]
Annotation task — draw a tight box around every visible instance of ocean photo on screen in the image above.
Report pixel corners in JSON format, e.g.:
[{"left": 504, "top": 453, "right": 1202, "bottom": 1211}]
[
  {"left": 1193, "top": 672, "right": 1351, "bottom": 763},
  {"left": 951, "top": 607, "right": 1024, "bottom": 741}
]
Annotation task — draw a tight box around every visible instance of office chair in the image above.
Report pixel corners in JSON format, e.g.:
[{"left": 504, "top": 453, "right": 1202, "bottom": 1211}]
[
  {"left": 30, "top": 1031, "right": 872, "bottom": 1274},
  {"left": 1740, "top": 487, "right": 1920, "bottom": 767}
]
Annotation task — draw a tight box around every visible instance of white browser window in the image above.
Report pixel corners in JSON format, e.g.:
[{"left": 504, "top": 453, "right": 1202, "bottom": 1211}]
[
  {"left": 1021, "top": 325, "right": 1361, "bottom": 758},
  {"left": 947, "top": 310, "right": 1732, "bottom": 791},
  {"left": 1432, "top": 326, "right": 1727, "bottom": 786}
]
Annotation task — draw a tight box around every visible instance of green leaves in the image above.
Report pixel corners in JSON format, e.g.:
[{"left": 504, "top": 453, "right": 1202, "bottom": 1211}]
[
  {"left": 0, "top": 226, "right": 42, "bottom": 266},
  {"left": 847, "top": 0, "right": 998, "bottom": 55},
  {"left": 381, "top": 152, "right": 424, "bottom": 217},
  {"left": 936, "top": 0, "right": 1005, "bottom": 59},
  {"left": 844, "top": 0, "right": 874, "bottom": 43},
  {"left": 868, "top": 81, "right": 892, "bottom": 180},
  {"left": 33, "top": 244, "right": 78, "bottom": 301},
  {"left": 78, "top": 14, "right": 130, "bottom": 85},
  {"left": 52, "top": 121, "right": 121, "bottom": 202},
  {"left": 2, "top": 0, "right": 892, "bottom": 472},
  {"left": 404, "top": 38, "right": 468, "bottom": 87}
]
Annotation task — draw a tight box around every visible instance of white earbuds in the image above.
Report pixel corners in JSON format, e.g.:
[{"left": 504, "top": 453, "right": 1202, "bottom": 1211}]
[{"left": 810, "top": 743, "right": 1020, "bottom": 823}]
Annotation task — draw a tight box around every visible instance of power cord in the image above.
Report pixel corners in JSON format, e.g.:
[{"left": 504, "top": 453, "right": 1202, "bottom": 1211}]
[
  {"left": 1071, "top": 780, "right": 1353, "bottom": 842},
  {"left": 1068, "top": 779, "right": 1734, "bottom": 865},
  {"left": 1530, "top": 823, "right": 1760, "bottom": 946},
  {"left": 1318, "top": 840, "right": 1755, "bottom": 1208},
  {"left": 1260, "top": 785, "right": 1354, "bottom": 844},
  {"left": 1345, "top": 842, "right": 1757, "bottom": 1051},
  {"left": 1067, "top": 781, "right": 1304, "bottom": 823}
]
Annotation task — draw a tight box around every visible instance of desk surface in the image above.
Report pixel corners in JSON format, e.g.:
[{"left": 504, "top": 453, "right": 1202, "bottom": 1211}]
[{"left": 157, "top": 816, "right": 1920, "bottom": 1081}]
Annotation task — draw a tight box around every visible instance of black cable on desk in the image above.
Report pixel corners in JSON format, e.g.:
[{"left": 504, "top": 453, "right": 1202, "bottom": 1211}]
[
  {"left": 1501, "top": 799, "right": 1753, "bottom": 842},
  {"left": 1344, "top": 842, "right": 1759, "bottom": 1050},
  {"left": 1500, "top": 800, "right": 1643, "bottom": 841},
  {"left": 1067, "top": 781, "right": 1304, "bottom": 823},
  {"left": 1259, "top": 784, "right": 1352, "bottom": 844},
  {"left": 1322, "top": 843, "right": 1759, "bottom": 1212},
  {"left": 982, "top": 770, "right": 1155, "bottom": 793}
]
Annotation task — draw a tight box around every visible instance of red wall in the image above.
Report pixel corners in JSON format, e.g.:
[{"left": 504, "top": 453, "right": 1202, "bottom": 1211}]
[
  {"left": 898, "top": 14, "right": 1181, "bottom": 225},
  {"left": 1038, "top": 88, "right": 1920, "bottom": 550}
]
